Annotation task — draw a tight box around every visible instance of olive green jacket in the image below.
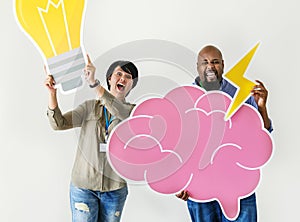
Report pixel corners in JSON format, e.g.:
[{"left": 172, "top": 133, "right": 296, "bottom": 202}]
[{"left": 47, "top": 90, "right": 135, "bottom": 191}]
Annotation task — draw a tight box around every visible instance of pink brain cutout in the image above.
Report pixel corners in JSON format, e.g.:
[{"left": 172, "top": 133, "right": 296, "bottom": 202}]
[{"left": 107, "top": 86, "right": 273, "bottom": 220}]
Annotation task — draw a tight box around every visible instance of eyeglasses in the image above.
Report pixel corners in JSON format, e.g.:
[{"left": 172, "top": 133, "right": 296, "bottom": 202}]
[{"left": 199, "top": 59, "right": 222, "bottom": 67}]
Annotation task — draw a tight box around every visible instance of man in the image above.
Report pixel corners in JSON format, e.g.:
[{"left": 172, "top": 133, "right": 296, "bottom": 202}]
[{"left": 176, "top": 45, "right": 273, "bottom": 222}]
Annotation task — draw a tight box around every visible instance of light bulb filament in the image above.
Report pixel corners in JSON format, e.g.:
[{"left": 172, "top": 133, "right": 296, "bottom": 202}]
[{"left": 38, "top": 0, "right": 72, "bottom": 56}]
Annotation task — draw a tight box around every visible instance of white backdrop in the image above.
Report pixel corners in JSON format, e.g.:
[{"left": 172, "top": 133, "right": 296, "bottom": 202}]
[{"left": 1, "top": 0, "right": 299, "bottom": 221}]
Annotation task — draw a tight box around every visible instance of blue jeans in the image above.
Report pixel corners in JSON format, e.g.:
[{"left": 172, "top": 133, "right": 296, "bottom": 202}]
[
  {"left": 70, "top": 184, "right": 128, "bottom": 222},
  {"left": 187, "top": 193, "right": 257, "bottom": 222}
]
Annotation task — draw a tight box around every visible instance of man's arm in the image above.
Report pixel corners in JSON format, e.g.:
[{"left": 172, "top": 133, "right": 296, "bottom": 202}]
[{"left": 251, "top": 80, "right": 272, "bottom": 131}]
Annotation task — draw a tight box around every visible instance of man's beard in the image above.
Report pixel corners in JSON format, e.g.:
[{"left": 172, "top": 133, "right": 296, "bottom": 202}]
[{"left": 202, "top": 79, "right": 221, "bottom": 91}]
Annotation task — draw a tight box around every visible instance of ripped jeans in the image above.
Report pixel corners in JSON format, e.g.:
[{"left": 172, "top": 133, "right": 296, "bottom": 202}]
[{"left": 70, "top": 184, "right": 128, "bottom": 222}]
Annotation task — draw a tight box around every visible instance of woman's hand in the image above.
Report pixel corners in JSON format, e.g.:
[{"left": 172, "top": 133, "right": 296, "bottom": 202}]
[
  {"left": 44, "top": 65, "right": 58, "bottom": 109},
  {"left": 44, "top": 66, "right": 56, "bottom": 95},
  {"left": 84, "top": 54, "right": 96, "bottom": 85}
]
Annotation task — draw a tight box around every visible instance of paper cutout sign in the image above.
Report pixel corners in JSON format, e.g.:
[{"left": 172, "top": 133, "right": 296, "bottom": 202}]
[
  {"left": 224, "top": 43, "right": 260, "bottom": 120},
  {"left": 107, "top": 86, "right": 273, "bottom": 220},
  {"left": 15, "top": 0, "right": 87, "bottom": 93}
]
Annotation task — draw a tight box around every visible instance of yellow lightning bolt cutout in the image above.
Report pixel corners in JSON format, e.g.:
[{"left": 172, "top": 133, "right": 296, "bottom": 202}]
[{"left": 224, "top": 43, "right": 260, "bottom": 121}]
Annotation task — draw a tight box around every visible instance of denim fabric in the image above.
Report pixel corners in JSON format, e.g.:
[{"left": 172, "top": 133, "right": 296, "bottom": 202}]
[
  {"left": 70, "top": 184, "right": 128, "bottom": 222},
  {"left": 193, "top": 78, "right": 273, "bottom": 132},
  {"left": 187, "top": 193, "right": 257, "bottom": 222}
]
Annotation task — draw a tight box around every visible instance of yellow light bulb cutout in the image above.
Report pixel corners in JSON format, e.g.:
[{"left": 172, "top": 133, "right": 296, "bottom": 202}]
[{"left": 15, "top": 0, "right": 87, "bottom": 93}]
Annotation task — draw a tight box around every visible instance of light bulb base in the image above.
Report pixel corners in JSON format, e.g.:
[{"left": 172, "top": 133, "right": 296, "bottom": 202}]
[{"left": 47, "top": 47, "right": 85, "bottom": 92}]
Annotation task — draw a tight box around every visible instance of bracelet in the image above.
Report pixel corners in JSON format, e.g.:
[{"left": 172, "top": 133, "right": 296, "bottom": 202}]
[{"left": 89, "top": 79, "right": 100, "bottom": 88}]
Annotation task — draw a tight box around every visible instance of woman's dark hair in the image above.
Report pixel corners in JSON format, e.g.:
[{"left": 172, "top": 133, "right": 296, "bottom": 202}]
[{"left": 106, "top": 60, "right": 138, "bottom": 90}]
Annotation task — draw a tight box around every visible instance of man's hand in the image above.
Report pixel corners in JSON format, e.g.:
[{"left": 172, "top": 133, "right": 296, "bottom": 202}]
[
  {"left": 176, "top": 190, "right": 190, "bottom": 201},
  {"left": 251, "top": 80, "right": 268, "bottom": 111},
  {"left": 251, "top": 79, "right": 271, "bottom": 130}
]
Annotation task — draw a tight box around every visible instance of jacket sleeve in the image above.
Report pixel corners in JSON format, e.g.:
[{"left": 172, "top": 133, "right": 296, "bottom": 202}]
[
  {"left": 247, "top": 96, "right": 273, "bottom": 133},
  {"left": 100, "top": 90, "right": 135, "bottom": 120},
  {"left": 46, "top": 102, "right": 89, "bottom": 130}
]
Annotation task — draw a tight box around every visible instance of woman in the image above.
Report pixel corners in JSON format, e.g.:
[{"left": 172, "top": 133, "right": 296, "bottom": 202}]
[{"left": 45, "top": 55, "right": 138, "bottom": 222}]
